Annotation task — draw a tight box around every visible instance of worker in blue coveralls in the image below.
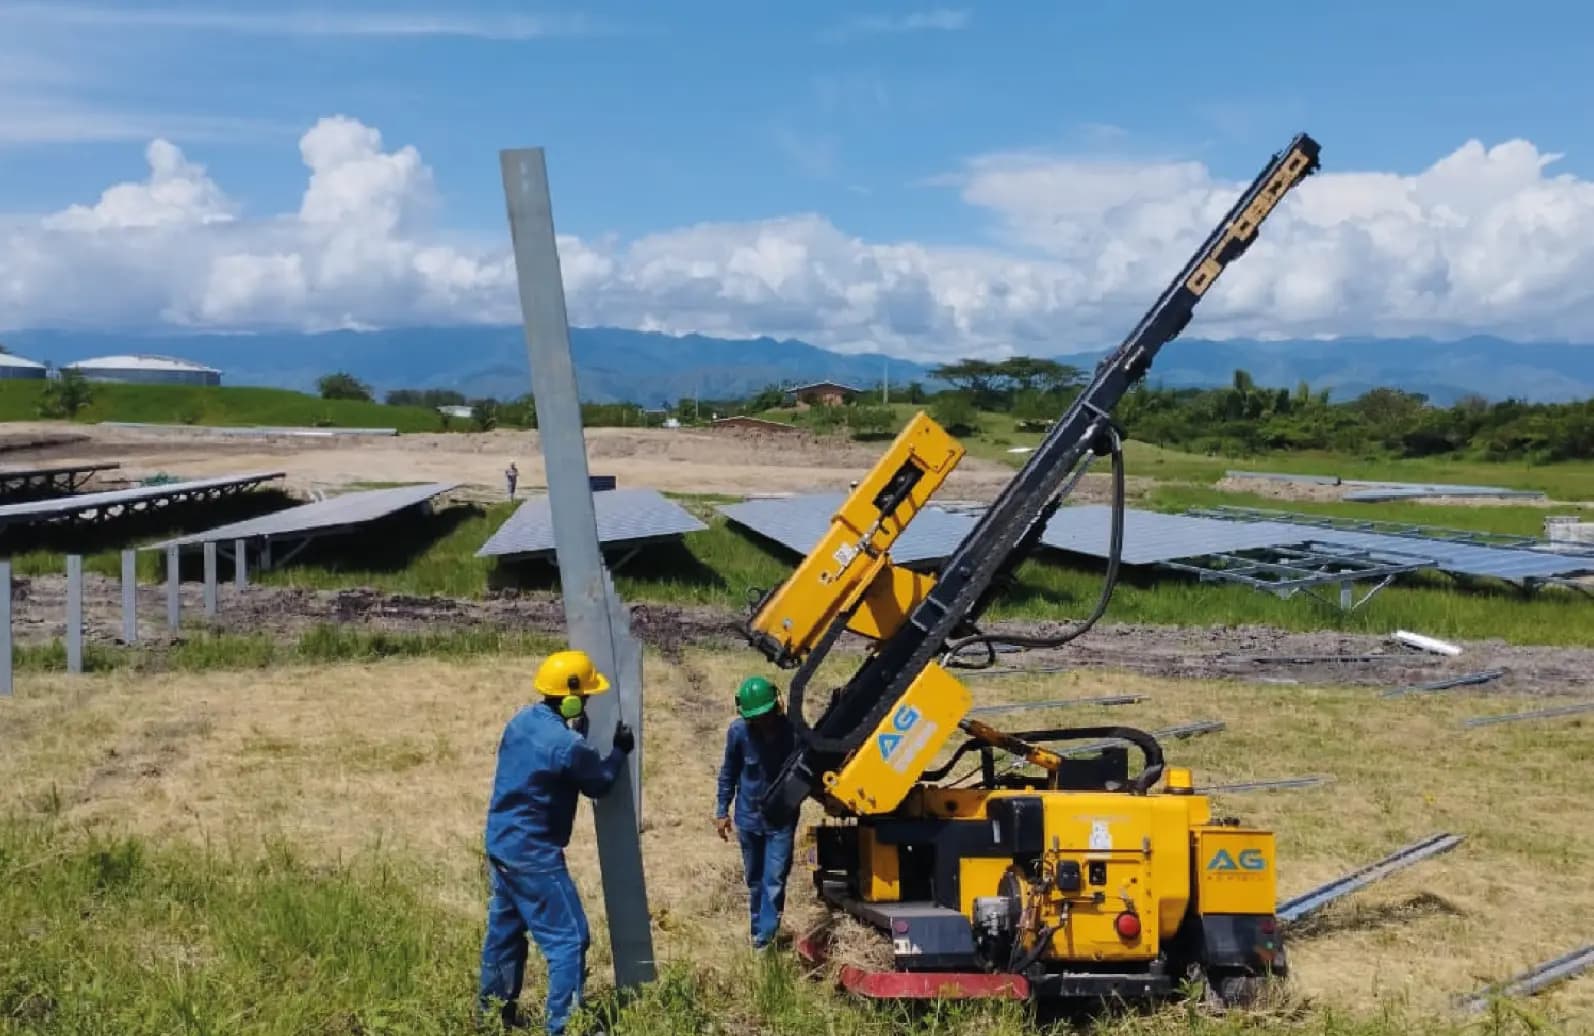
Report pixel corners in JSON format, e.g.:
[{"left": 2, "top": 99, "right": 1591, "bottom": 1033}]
[
  {"left": 714, "top": 675, "right": 798, "bottom": 950},
  {"left": 479, "top": 648, "right": 635, "bottom": 1033}
]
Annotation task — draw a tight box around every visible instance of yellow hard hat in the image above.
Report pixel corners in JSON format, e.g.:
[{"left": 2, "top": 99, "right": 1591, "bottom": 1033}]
[{"left": 534, "top": 649, "right": 611, "bottom": 698}]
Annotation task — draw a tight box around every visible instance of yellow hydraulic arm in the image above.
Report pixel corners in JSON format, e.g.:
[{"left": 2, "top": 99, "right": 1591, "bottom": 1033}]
[{"left": 744, "top": 133, "right": 1322, "bottom": 825}]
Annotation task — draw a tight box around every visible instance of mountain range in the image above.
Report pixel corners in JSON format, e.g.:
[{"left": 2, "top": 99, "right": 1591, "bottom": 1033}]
[{"left": 3, "top": 327, "right": 1593, "bottom": 407}]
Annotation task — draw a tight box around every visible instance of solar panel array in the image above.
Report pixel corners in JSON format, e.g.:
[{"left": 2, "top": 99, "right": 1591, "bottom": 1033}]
[
  {"left": 713, "top": 493, "right": 1594, "bottom": 591},
  {"left": 715, "top": 491, "right": 977, "bottom": 566},
  {"left": 478, "top": 487, "right": 707, "bottom": 559},
  {"left": 0, "top": 471, "right": 285, "bottom": 529},
  {"left": 1037, "top": 505, "right": 1307, "bottom": 566},
  {"left": 152, "top": 482, "right": 459, "bottom": 548}
]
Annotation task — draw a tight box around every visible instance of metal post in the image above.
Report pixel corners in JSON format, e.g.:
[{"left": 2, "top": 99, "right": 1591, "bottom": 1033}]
[
  {"left": 121, "top": 549, "right": 138, "bottom": 644},
  {"left": 234, "top": 539, "right": 248, "bottom": 589},
  {"left": 166, "top": 545, "right": 180, "bottom": 631},
  {"left": 203, "top": 541, "right": 218, "bottom": 617},
  {"left": 1, "top": 561, "right": 12, "bottom": 697},
  {"left": 1340, "top": 580, "right": 1352, "bottom": 611},
  {"left": 502, "top": 146, "right": 656, "bottom": 989},
  {"left": 66, "top": 554, "right": 83, "bottom": 674}
]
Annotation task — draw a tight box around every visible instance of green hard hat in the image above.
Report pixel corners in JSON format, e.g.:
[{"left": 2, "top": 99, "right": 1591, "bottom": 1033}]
[{"left": 736, "top": 676, "right": 778, "bottom": 718}]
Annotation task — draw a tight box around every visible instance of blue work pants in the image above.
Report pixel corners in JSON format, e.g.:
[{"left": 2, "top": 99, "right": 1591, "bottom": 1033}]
[
  {"left": 478, "top": 858, "right": 590, "bottom": 1034},
  {"left": 737, "top": 826, "right": 795, "bottom": 948}
]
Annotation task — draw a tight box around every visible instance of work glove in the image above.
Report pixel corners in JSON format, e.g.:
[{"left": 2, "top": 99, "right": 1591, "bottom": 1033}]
[
  {"left": 714, "top": 816, "right": 733, "bottom": 842},
  {"left": 612, "top": 721, "right": 635, "bottom": 755}
]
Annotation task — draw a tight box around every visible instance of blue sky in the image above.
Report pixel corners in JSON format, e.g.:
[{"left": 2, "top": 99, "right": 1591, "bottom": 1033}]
[{"left": 2, "top": 1, "right": 1593, "bottom": 356}]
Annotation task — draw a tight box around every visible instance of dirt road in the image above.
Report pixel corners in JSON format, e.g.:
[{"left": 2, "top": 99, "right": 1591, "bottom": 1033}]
[{"left": 0, "top": 420, "right": 1023, "bottom": 502}]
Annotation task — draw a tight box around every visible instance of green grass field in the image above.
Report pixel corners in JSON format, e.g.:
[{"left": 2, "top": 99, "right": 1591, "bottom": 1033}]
[
  {"left": 2, "top": 654, "right": 1588, "bottom": 1035},
  {"left": 0, "top": 381, "right": 447, "bottom": 432}
]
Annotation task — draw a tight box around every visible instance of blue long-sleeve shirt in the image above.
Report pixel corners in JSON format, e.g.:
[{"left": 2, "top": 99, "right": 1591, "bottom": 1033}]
[
  {"left": 716, "top": 716, "right": 797, "bottom": 834},
  {"left": 485, "top": 703, "right": 626, "bottom": 868}
]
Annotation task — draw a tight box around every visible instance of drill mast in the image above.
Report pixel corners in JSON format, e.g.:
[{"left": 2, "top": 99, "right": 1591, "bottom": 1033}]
[{"left": 744, "top": 133, "right": 1321, "bottom": 827}]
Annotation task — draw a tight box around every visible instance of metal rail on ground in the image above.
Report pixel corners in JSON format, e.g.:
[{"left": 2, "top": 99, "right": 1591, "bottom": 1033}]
[
  {"left": 1194, "top": 775, "right": 1333, "bottom": 794},
  {"left": 1277, "top": 832, "right": 1463, "bottom": 924},
  {"left": 1462, "top": 701, "right": 1594, "bottom": 728},
  {"left": 1455, "top": 943, "right": 1594, "bottom": 1013},
  {"left": 1382, "top": 668, "right": 1506, "bottom": 698}
]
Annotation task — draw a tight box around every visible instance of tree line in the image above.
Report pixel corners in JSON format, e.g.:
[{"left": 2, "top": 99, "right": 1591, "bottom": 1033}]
[{"left": 325, "top": 354, "right": 1594, "bottom": 463}]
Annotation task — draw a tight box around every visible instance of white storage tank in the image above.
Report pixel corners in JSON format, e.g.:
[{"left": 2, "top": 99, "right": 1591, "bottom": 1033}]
[
  {"left": 0, "top": 353, "right": 48, "bottom": 381},
  {"left": 65, "top": 354, "right": 221, "bottom": 386}
]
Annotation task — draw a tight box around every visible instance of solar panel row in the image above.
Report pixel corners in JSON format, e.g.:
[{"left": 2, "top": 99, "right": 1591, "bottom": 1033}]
[
  {"left": 714, "top": 492, "right": 977, "bottom": 567},
  {"left": 0, "top": 471, "right": 285, "bottom": 529},
  {"left": 477, "top": 487, "right": 707, "bottom": 559},
  {"left": 714, "top": 492, "right": 1594, "bottom": 588},
  {"left": 152, "top": 482, "right": 460, "bottom": 548}
]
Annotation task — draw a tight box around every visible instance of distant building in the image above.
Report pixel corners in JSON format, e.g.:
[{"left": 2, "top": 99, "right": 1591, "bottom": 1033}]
[
  {"left": 787, "top": 381, "right": 861, "bottom": 408},
  {"left": 0, "top": 353, "right": 48, "bottom": 381},
  {"left": 66, "top": 354, "right": 221, "bottom": 386}
]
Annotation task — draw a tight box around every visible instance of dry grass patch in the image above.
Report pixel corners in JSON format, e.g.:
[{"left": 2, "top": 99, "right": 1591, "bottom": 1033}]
[{"left": 2, "top": 651, "right": 1591, "bottom": 1032}]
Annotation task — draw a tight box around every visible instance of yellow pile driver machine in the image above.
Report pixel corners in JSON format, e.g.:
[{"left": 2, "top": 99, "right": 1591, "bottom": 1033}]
[{"left": 739, "top": 133, "right": 1322, "bottom": 1007}]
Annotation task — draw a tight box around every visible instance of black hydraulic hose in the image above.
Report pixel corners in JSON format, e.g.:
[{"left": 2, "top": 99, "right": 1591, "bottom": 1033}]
[
  {"left": 1008, "top": 923, "right": 1063, "bottom": 975},
  {"left": 943, "top": 428, "right": 1127, "bottom": 661}
]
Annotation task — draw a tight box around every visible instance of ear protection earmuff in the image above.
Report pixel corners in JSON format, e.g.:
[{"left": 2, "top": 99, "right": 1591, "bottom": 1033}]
[{"left": 560, "top": 673, "right": 584, "bottom": 719}]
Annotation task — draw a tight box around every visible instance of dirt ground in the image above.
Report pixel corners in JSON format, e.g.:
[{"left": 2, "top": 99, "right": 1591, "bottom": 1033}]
[
  {"left": 0, "top": 420, "right": 1023, "bottom": 502},
  {"left": 2, "top": 653, "right": 1590, "bottom": 1025}
]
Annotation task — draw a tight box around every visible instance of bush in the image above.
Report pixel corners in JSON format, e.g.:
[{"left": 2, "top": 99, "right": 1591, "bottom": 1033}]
[{"left": 931, "top": 392, "right": 980, "bottom": 435}]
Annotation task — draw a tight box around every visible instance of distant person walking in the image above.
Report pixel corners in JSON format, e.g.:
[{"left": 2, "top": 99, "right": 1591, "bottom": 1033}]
[
  {"left": 715, "top": 676, "right": 799, "bottom": 950},
  {"left": 506, "top": 461, "right": 519, "bottom": 500}
]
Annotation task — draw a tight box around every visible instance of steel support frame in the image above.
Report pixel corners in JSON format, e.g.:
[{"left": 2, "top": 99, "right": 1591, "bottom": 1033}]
[{"left": 1160, "top": 539, "right": 1433, "bottom": 610}]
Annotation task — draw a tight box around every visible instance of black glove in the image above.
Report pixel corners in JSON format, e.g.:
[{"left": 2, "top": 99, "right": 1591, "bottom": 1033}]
[{"left": 612, "top": 721, "right": 635, "bottom": 755}]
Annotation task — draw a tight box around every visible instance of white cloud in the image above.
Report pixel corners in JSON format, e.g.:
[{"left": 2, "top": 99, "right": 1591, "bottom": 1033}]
[
  {"left": 0, "top": 3, "right": 603, "bottom": 40},
  {"left": 4, "top": 119, "right": 1594, "bottom": 358},
  {"left": 43, "top": 139, "right": 235, "bottom": 230},
  {"left": 829, "top": 8, "right": 971, "bottom": 38}
]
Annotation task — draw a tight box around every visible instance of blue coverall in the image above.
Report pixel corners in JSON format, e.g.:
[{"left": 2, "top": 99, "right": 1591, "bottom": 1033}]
[
  {"left": 715, "top": 715, "right": 798, "bottom": 948},
  {"left": 479, "top": 703, "right": 627, "bottom": 1034}
]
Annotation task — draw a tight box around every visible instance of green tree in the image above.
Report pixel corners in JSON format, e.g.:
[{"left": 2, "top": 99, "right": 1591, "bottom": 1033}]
[
  {"left": 38, "top": 369, "right": 93, "bottom": 419},
  {"left": 318, "top": 372, "right": 373, "bottom": 402},
  {"left": 929, "top": 359, "right": 1004, "bottom": 408}
]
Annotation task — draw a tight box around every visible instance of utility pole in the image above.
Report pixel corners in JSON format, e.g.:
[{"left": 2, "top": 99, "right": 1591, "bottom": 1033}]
[{"left": 500, "top": 146, "right": 656, "bottom": 991}]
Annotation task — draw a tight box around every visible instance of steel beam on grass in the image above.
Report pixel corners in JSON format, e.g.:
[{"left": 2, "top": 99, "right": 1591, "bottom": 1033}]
[
  {"left": 501, "top": 146, "right": 655, "bottom": 991},
  {"left": 1462, "top": 701, "right": 1594, "bottom": 727},
  {"left": 1456, "top": 943, "right": 1594, "bottom": 1013},
  {"left": 967, "top": 695, "right": 1144, "bottom": 716},
  {"left": 1194, "top": 775, "right": 1332, "bottom": 794},
  {"left": 1381, "top": 668, "right": 1505, "bottom": 698},
  {"left": 1277, "top": 832, "right": 1463, "bottom": 924}
]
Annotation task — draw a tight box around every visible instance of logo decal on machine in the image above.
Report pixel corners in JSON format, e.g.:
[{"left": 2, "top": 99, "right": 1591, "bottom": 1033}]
[
  {"left": 876, "top": 704, "right": 938, "bottom": 773},
  {"left": 1207, "top": 848, "right": 1267, "bottom": 872}
]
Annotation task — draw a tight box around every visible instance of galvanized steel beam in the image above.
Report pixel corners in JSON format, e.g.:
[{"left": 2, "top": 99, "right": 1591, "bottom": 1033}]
[{"left": 501, "top": 145, "right": 655, "bottom": 991}]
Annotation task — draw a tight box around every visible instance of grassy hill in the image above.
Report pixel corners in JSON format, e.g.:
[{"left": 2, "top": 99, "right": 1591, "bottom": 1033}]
[{"left": 0, "top": 381, "right": 446, "bottom": 432}]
